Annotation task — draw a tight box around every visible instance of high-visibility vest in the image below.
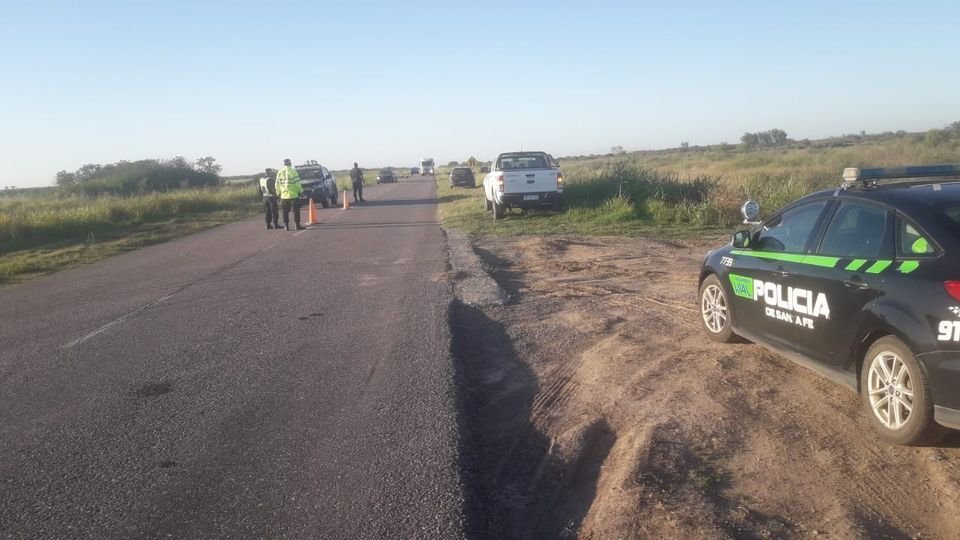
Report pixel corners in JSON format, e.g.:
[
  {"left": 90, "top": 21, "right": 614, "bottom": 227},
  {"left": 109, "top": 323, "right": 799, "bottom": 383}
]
[
  {"left": 275, "top": 166, "right": 302, "bottom": 200},
  {"left": 259, "top": 176, "right": 276, "bottom": 197}
]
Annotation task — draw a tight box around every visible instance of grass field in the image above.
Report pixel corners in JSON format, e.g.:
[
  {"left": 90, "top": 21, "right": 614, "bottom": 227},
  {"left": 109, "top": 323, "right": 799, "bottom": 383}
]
[
  {"left": 436, "top": 133, "right": 960, "bottom": 236},
  {"left": 0, "top": 185, "right": 259, "bottom": 283}
]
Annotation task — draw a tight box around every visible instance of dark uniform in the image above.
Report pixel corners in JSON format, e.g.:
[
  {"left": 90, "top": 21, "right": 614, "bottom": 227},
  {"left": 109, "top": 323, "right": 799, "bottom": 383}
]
[
  {"left": 350, "top": 163, "right": 365, "bottom": 202},
  {"left": 259, "top": 169, "right": 279, "bottom": 229}
]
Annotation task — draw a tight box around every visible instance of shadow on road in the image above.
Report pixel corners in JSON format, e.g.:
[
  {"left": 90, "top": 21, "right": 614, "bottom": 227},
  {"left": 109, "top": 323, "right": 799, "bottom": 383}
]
[
  {"left": 306, "top": 220, "right": 440, "bottom": 231},
  {"left": 450, "top": 301, "right": 611, "bottom": 539},
  {"left": 354, "top": 192, "right": 470, "bottom": 206}
]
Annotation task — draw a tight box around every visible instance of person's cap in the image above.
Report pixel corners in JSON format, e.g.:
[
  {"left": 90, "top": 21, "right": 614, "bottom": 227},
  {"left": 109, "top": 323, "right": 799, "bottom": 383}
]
[{"left": 283, "top": 158, "right": 292, "bottom": 165}]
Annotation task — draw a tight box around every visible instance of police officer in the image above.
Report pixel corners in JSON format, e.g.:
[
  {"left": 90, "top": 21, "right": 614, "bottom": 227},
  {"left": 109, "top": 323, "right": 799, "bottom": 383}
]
[
  {"left": 259, "top": 167, "right": 280, "bottom": 230},
  {"left": 276, "top": 158, "right": 305, "bottom": 230},
  {"left": 350, "top": 162, "right": 365, "bottom": 202}
]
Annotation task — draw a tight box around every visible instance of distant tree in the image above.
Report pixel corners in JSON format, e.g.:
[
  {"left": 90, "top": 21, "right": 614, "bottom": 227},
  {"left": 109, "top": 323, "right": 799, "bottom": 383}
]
[
  {"left": 680, "top": 142, "right": 690, "bottom": 150},
  {"left": 167, "top": 156, "right": 191, "bottom": 169},
  {"left": 76, "top": 163, "right": 102, "bottom": 181},
  {"left": 56, "top": 170, "right": 77, "bottom": 186},
  {"left": 611, "top": 145, "right": 626, "bottom": 155},
  {"left": 195, "top": 156, "right": 222, "bottom": 175},
  {"left": 447, "top": 160, "right": 459, "bottom": 167},
  {"left": 769, "top": 128, "right": 788, "bottom": 145},
  {"left": 466, "top": 156, "right": 479, "bottom": 167},
  {"left": 947, "top": 121, "right": 960, "bottom": 135},
  {"left": 740, "top": 132, "right": 759, "bottom": 148}
]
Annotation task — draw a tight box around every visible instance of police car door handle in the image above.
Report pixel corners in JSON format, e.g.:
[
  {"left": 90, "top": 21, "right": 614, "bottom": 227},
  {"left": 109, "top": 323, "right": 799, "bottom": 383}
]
[
  {"left": 773, "top": 268, "right": 790, "bottom": 278},
  {"left": 843, "top": 278, "right": 870, "bottom": 289}
]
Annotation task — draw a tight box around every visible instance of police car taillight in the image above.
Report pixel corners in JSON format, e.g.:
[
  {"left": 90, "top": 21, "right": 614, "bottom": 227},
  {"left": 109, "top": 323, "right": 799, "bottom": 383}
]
[{"left": 945, "top": 281, "right": 960, "bottom": 302}]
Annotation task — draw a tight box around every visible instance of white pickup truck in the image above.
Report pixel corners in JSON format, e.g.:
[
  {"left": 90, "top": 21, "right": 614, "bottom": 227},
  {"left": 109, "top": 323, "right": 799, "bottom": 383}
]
[{"left": 482, "top": 151, "right": 563, "bottom": 220}]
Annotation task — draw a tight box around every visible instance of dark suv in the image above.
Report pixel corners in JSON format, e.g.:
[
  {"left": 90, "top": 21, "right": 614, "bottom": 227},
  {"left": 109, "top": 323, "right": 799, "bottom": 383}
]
[
  {"left": 376, "top": 169, "right": 397, "bottom": 184},
  {"left": 698, "top": 165, "right": 960, "bottom": 445},
  {"left": 295, "top": 161, "right": 338, "bottom": 207},
  {"left": 449, "top": 167, "right": 476, "bottom": 188}
]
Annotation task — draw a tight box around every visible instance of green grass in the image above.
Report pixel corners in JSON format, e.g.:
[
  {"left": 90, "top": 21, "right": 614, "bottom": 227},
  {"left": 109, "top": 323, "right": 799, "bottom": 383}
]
[
  {"left": 436, "top": 134, "right": 960, "bottom": 237},
  {"left": 435, "top": 174, "right": 722, "bottom": 239},
  {"left": 0, "top": 184, "right": 260, "bottom": 283}
]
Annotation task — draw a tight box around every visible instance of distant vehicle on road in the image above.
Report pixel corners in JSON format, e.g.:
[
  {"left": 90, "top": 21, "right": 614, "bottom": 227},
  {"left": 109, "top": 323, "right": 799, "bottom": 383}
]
[
  {"left": 699, "top": 164, "right": 960, "bottom": 445},
  {"left": 449, "top": 167, "right": 476, "bottom": 188},
  {"left": 377, "top": 169, "right": 397, "bottom": 184},
  {"left": 296, "top": 160, "right": 338, "bottom": 207},
  {"left": 410, "top": 167, "right": 419, "bottom": 175},
  {"left": 419, "top": 158, "right": 435, "bottom": 175},
  {"left": 482, "top": 151, "right": 563, "bottom": 220}
]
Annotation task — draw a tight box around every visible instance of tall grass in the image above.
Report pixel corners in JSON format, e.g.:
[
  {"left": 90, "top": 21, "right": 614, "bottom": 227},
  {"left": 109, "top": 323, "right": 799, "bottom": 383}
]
[
  {"left": 0, "top": 185, "right": 258, "bottom": 255},
  {"left": 437, "top": 134, "right": 960, "bottom": 235}
]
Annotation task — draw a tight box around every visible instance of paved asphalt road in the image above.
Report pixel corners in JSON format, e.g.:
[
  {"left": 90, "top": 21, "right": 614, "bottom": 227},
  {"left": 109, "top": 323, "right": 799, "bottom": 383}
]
[{"left": 0, "top": 176, "right": 465, "bottom": 538}]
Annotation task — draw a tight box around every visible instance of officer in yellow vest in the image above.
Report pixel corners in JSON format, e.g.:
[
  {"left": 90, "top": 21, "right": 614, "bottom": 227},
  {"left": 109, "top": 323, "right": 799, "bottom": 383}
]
[
  {"left": 259, "top": 168, "right": 279, "bottom": 230},
  {"left": 276, "top": 159, "right": 304, "bottom": 230}
]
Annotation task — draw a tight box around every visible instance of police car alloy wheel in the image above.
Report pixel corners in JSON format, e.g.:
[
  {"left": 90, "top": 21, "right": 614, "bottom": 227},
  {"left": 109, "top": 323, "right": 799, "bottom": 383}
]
[
  {"left": 861, "top": 337, "right": 945, "bottom": 445},
  {"left": 699, "top": 274, "right": 736, "bottom": 343}
]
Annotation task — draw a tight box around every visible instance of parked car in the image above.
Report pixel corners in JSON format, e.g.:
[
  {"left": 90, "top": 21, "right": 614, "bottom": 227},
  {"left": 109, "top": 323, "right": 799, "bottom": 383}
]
[
  {"left": 698, "top": 165, "right": 960, "bottom": 445},
  {"left": 482, "top": 151, "right": 563, "bottom": 220},
  {"left": 410, "top": 167, "right": 419, "bottom": 175},
  {"left": 449, "top": 167, "right": 476, "bottom": 188},
  {"left": 295, "top": 160, "right": 338, "bottom": 207},
  {"left": 376, "top": 169, "right": 397, "bottom": 184}
]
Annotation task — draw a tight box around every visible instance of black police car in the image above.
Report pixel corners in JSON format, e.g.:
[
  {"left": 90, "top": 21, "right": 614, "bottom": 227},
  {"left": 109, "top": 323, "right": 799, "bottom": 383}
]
[{"left": 698, "top": 165, "right": 960, "bottom": 445}]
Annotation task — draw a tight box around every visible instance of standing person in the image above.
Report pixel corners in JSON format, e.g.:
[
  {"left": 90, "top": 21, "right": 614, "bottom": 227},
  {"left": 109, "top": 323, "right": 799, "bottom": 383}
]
[
  {"left": 350, "top": 162, "right": 365, "bottom": 202},
  {"left": 259, "top": 168, "right": 280, "bottom": 230},
  {"left": 276, "top": 158, "right": 305, "bottom": 230}
]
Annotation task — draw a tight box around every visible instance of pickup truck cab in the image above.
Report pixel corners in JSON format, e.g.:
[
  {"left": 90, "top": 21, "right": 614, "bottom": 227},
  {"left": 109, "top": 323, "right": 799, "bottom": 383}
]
[{"left": 482, "top": 151, "right": 563, "bottom": 220}]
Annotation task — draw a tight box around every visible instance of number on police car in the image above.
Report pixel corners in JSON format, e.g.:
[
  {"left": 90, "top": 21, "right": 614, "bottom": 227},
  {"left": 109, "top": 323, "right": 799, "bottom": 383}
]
[{"left": 938, "top": 321, "right": 960, "bottom": 342}]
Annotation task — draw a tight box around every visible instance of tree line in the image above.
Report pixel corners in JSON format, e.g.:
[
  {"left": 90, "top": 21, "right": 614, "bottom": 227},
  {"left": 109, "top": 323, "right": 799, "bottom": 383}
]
[
  {"left": 55, "top": 156, "right": 223, "bottom": 196},
  {"left": 740, "top": 129, "right": 789, "bottom": 148}
]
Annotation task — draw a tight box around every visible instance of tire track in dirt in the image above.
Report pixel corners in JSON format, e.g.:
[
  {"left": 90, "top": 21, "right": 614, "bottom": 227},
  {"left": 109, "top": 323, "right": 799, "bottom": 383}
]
[{"left": 463, "top": 234, "right": 960, "bottom": 539}]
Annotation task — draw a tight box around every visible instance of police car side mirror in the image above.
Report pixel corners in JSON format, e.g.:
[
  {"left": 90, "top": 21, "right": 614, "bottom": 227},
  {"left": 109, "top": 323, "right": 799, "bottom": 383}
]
[
  {"left": 741, "top": 200, "right": 760, "bottom": 224},
  {"left": 732, "top": 230, "right": 752, "bottom": 249}
]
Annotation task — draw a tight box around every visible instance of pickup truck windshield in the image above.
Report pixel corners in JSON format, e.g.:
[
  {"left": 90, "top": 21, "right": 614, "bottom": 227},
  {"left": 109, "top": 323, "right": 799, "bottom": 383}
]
[{"left": 498, "top": 154, "right": 548, "bottom": 170}]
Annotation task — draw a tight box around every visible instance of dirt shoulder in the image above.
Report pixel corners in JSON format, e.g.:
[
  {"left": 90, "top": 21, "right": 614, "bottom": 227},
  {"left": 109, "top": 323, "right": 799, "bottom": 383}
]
[{"left": 450, "top": 234, "right": 960, "bottom": 539}]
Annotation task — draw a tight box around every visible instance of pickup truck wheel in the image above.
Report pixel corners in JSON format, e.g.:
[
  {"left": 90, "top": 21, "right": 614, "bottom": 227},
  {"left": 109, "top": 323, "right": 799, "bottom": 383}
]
[
  {"left": 330, "top": 196, "right": 337, "bottom": 206},
  {"left": 320, "top": 197, "right": 329, "bottom": 209},
  {"left": 493, "top": 201, "right": 504, "bottom": 220},
  {"left": 861, "top": 337, "right": 947, "bottom": 445},
  {"left": 485, "top": 197, "right": 492, "bottom": 211}
]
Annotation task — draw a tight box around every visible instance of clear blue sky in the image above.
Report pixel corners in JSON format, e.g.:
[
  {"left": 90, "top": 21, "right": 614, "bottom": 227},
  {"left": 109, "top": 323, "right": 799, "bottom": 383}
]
[{"left": 2, "top": 0, "right": 959, "bottom": 187}]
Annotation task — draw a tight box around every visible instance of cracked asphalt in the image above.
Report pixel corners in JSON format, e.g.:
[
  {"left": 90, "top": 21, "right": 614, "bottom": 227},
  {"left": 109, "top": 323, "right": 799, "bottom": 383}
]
[{"left": 0, "top": 175, "right": 465, "bottom": 538}]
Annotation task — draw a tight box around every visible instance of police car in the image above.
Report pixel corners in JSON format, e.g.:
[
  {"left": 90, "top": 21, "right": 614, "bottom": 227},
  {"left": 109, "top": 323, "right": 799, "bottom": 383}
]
[{"left": 698, "top": 165, "right": 960, "bottom": 445}]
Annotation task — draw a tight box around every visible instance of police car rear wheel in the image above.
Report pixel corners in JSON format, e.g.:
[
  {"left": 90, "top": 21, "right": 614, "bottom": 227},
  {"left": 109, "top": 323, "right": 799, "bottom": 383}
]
[
  {"left": 861, "top": 337, "right": 946, "bottom": 445},
  {"left": 699, "top": 274, "right": 736, "bottom": 343}
]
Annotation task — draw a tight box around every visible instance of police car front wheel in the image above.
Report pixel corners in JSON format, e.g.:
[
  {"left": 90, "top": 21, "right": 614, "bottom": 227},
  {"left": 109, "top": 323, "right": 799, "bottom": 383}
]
[
  {"left": 861, "top": 337, "right": 947, "bottom": 446},
  {"left": 699, "top": 274, "right": 736, "bottom": 343}
]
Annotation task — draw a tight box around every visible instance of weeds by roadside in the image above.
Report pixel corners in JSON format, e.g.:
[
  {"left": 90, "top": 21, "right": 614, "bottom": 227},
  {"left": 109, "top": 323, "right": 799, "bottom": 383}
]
[{"left": 0, "top": 185, "right": 259, "bottom": 283}]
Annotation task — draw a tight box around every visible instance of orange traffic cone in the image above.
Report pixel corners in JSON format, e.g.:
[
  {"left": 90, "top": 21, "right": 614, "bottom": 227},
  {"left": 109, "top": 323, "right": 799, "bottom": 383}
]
[
  {"left": 342, "top": 192, "right": 350, "bottom": 210},
  {"left": 307, "top": 198, "right": 317, "bottom": 225}
]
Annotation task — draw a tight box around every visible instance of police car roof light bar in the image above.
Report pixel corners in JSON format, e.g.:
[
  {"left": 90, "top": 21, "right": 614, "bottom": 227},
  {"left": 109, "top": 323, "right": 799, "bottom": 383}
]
[{"left": 842, "top": 164, "right": 960, "bottom": 188}]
